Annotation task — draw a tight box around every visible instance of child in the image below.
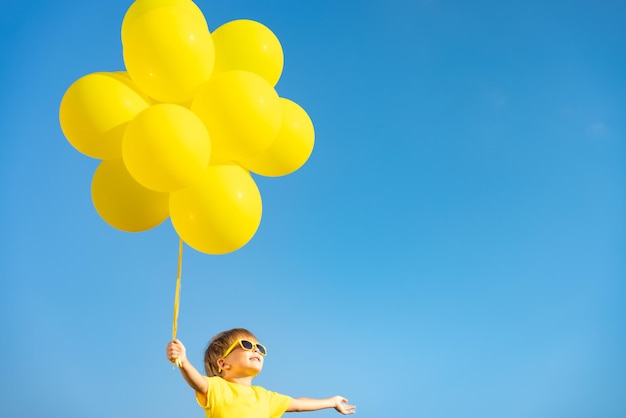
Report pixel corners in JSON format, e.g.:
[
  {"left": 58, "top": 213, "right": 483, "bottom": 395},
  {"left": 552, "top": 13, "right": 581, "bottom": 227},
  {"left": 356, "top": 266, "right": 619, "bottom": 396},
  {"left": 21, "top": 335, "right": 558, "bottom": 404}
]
[{"left": 166, "top": 328, "right": 356, "bottom": 417}]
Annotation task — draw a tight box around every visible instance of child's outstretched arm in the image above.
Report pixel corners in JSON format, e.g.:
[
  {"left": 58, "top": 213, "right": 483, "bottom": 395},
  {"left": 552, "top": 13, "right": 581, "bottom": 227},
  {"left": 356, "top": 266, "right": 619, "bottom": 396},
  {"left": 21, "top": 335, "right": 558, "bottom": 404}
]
[
  {"left": 287, "top": 396, "right": 356, "bottom": 415},
  {"left": 166, "top": 339, "right": 208, "bottom": 395}
]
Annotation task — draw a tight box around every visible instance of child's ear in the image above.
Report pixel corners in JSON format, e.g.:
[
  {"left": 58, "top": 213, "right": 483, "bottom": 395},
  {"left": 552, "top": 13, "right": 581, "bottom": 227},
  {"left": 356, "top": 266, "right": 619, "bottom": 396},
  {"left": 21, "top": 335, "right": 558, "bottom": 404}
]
[{"left": 217, "top": 358, "right": 227, "bottom": 370}]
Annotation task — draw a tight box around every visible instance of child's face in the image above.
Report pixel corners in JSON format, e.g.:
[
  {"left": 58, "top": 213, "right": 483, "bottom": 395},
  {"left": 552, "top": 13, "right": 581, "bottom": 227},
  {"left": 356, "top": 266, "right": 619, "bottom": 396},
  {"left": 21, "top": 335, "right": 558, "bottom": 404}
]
[{"left": 221, "top": 338, "right": 265, "bottom": 377}]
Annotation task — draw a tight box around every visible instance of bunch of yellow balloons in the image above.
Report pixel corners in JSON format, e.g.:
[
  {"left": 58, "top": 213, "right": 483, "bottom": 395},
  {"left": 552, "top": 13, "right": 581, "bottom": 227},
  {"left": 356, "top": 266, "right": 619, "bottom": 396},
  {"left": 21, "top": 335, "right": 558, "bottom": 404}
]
[{"left": 59, "top": 0, "right": 315, "bottom": 255}]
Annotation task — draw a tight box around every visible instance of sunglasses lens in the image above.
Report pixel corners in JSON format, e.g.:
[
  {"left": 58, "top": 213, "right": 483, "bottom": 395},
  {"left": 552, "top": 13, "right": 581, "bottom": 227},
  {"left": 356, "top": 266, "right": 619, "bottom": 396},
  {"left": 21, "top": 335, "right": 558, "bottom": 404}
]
[
  {"left": 256, "top": 344, "right": 267, "bottom": 355},
  {"left": 240, "top": 340, "right": 254, "bottom": 350}
]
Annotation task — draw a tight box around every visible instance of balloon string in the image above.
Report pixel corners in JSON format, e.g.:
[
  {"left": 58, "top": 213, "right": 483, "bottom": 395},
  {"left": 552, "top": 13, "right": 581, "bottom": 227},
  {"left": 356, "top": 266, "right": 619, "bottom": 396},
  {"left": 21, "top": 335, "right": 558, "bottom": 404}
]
[{"left": 172, "top": 237, "right": 183, "bottom": 368}]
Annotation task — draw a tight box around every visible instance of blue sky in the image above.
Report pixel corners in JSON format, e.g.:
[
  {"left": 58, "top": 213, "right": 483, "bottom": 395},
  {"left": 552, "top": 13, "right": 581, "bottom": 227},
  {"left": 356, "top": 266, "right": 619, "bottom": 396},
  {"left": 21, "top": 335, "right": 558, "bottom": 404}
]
[{"left": 1, "top": 1, "right": 625, "bottom": 417}]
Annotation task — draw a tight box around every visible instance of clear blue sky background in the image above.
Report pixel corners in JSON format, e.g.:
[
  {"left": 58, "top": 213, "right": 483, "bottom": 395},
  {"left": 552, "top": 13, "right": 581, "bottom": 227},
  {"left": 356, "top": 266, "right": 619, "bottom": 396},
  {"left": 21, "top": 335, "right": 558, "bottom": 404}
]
[{"left": 1, "top": 1, "right": 625, "bottom": 417}]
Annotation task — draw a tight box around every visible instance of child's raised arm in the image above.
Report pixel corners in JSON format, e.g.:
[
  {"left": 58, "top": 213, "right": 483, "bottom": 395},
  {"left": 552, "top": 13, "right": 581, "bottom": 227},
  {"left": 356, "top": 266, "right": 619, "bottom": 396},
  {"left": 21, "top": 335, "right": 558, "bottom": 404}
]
[
  {"left": 287, "top": 396, "right": 356, "bottom": 415},
  {"left": 166, "top": 339, "right": 208, "bottom": 395}
]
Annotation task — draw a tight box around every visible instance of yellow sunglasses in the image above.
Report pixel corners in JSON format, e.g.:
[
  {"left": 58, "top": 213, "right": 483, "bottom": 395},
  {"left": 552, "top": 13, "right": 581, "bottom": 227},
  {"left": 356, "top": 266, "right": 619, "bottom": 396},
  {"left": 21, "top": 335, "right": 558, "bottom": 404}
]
[{"left": 218, "top": 339, "right": 267, "bottom": 373}]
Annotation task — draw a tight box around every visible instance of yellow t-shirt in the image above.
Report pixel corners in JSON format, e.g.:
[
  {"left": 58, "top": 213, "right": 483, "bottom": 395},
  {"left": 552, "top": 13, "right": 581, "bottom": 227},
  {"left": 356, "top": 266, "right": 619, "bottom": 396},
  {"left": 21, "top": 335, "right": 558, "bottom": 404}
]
[{"left": 196, "top": 376, "right": 293, "bottom": 418}]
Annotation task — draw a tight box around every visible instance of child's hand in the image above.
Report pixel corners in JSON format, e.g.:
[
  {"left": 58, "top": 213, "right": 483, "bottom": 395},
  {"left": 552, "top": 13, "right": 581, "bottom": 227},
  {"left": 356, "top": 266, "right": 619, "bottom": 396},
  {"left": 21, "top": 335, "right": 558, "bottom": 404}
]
[
  {"left": 166, "top": 339, "right": 187, "bottom": 365},
  {"left": 333, "top": 396, "right": 356, "bottom": 415}
]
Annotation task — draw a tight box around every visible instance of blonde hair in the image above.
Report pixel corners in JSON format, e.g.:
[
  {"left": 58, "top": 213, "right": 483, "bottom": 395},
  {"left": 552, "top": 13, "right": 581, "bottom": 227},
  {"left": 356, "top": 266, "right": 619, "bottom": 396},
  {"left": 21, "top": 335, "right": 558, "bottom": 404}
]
[{"left": 204, "top": 328, "right": 258, "bottom": 376}]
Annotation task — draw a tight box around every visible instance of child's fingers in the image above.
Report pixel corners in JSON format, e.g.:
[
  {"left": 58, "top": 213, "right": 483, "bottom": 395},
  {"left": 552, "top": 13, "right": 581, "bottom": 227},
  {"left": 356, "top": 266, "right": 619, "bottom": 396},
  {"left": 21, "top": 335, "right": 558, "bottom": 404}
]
[
  {"left": 340, "top": 404, "right": 356, "bottom": 415},
  {"left": 166, "top": 341, "right": 183, "bottom": 361},
  {"left": 171, "top": 339, "right": 185, "bottom": 351}
]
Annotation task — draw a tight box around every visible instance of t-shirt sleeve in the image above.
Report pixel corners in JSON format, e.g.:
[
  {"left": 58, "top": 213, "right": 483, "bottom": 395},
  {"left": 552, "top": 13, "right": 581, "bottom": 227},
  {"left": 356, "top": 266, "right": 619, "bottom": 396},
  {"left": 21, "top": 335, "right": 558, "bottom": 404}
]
[
  {"left": 195, "top": 376, "right": 213, "bottom": 408},
  {"left": 268, "top": 390, "right": 293, "bottom": 418}
]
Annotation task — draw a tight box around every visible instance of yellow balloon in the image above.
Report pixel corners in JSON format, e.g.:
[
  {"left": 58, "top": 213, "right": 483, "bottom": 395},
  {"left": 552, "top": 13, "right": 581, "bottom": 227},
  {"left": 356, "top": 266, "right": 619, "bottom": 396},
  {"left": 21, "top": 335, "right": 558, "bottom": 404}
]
[
  {"left": 211, "top": 19, "right": 284, "bottom": 86},
  {"left": 121, "top": 0, "right": 208, "bottom": 43},
  {"left": 59, "top": 72, "right": 150, "bottom": 159},
  {"left": 123, "top": 6, "right": 215, "bottom": 103},
  {"left": 242, "top": 98, "right": 315, "bottom": 177},
  {"left": 190, "top": 70, "right": 282, "bottom": 162},
  {"left": 91, "top": 159, "right": 169, "bottom": 232},
  {"left": 170, "top": 164, "right": 262, "bottom": 255},
  {"left": 122, "top": 104, "right": 211, "bottom": 192}
]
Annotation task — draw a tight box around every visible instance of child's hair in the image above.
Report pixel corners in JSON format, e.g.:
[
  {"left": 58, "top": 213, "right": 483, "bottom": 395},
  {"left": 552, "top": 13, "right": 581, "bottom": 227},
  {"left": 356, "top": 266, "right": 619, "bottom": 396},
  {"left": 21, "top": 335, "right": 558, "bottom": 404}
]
[{"left": 204, "top": 328, "right": 258, "bottom": 376}]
